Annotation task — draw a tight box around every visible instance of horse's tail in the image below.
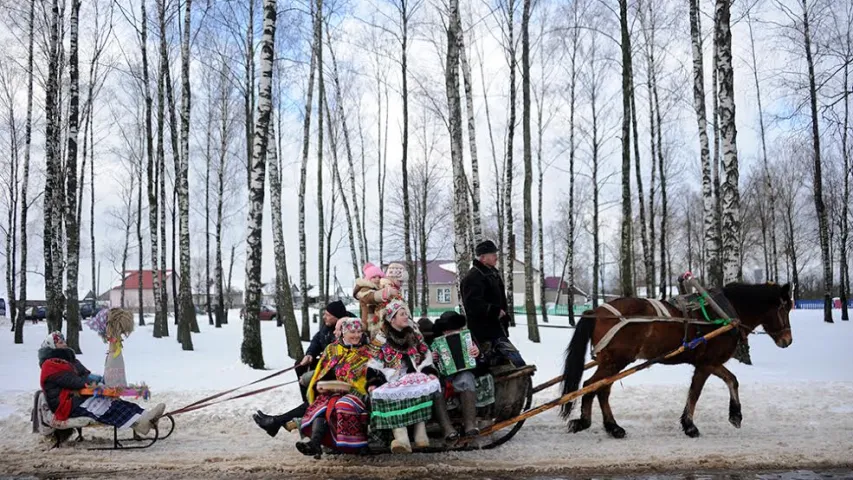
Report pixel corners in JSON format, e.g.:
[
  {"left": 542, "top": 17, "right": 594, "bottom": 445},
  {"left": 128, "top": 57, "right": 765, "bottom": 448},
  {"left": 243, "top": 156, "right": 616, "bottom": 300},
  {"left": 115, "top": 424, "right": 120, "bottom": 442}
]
[{"left": 560, "top": 310, "right": 596, "bottom": 419}]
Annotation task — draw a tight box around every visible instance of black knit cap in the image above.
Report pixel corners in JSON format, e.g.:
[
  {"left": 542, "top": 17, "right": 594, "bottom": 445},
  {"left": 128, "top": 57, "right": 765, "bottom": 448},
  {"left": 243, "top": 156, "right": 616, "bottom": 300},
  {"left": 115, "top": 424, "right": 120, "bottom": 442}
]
[
  {"left": 326, "top": 300, "right": 356, "bottom": 319},
  {"left": 475, "top": 240, "right": 498, "bottom": 256},
  {"left": 433, "top": 311, "right": 467, "bottom": 337}
]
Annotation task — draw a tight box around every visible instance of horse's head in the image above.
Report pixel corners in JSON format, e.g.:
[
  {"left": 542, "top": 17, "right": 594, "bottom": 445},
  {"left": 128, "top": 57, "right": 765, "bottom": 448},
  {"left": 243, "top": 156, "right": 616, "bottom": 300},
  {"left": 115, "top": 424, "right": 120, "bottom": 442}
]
[{"left": 723, "top": 282, "right": 793, "bottom": 348}]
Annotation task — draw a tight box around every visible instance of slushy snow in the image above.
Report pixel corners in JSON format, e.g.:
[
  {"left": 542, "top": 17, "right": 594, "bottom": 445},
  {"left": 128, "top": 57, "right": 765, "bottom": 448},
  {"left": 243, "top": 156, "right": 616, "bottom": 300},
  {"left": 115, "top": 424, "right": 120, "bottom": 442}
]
[{"left": 0, "top": 309, "right": 851, "bottom": 478}]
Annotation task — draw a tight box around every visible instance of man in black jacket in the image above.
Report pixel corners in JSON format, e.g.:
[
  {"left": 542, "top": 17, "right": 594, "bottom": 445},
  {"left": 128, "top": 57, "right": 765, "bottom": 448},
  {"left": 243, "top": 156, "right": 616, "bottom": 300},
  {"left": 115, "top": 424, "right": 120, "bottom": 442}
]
[
  {"left": 461, "top": 240, "right": 526, "bottom": 367},
  {"left": 253, "top": 300, "right": 357, "bottom": 437}
]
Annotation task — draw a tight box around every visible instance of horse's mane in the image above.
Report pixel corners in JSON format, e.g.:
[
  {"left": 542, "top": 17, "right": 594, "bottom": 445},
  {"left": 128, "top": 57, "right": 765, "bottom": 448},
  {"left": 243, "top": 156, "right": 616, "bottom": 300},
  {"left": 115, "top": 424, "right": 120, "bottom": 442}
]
[{"left": 721, "top": 282, "right": 785, "bottom": 316}]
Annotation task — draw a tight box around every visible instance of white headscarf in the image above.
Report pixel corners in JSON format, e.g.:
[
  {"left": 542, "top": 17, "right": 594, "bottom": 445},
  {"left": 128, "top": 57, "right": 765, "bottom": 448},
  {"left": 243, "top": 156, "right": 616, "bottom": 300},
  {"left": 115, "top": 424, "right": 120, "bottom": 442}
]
[{"left": 41, "top": 331, "right": 65, "bottom": 349}]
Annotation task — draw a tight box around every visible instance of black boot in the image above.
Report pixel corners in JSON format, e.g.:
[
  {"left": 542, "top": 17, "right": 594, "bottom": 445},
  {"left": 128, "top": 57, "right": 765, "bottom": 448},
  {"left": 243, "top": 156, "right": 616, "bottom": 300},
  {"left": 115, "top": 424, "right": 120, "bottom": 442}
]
[
  {"left": 432, "top": 392, "right": 459, "bottom": 442},
  {"left": 460, "top": 390, "right": 480, "bottom": 437},
  {"left": 253, "top": 411, "right": 288, "bottom": 438},
  {"left": 296, "top": 417, "right": 327, "bottom": 459}
]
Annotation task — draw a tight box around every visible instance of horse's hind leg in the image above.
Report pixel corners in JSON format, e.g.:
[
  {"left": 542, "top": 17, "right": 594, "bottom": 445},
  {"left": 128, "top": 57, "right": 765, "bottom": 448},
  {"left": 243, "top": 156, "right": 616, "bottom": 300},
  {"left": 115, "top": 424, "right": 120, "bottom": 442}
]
[
  {"left": 597, "top": 361, "right": 630, "bottom": 438},
  {"left": 568, "top": 389, "right": 595, "bottom": 433},
  {"left": 569, "top": 361, "right": 621, "bottom": 434},
  {"left": 709, "top": 364, "right": 742, "bottom": 428},
  {"left": 681, "top": 366, "right": 711, "bottom": 437}
]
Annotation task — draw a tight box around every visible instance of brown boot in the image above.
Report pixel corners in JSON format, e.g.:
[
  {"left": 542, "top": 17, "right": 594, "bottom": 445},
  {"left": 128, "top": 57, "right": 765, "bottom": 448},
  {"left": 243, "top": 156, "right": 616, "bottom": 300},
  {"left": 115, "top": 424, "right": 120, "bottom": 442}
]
[
  {"left": 432, "top": 392, "right": 458, "bottom": 441},
  {"left": 460, "top": 391, "right": 480, "bottom": 437}
]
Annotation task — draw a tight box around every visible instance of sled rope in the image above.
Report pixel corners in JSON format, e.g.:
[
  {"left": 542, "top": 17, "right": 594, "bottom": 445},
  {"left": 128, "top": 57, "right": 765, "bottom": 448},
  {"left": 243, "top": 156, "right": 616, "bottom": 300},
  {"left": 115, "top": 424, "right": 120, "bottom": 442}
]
[
  {"left": 167, "top": 380, "right": 299, "bottom": 415},
  {"left": 166, "top": 365, "right": 297, "bottom": 416}
]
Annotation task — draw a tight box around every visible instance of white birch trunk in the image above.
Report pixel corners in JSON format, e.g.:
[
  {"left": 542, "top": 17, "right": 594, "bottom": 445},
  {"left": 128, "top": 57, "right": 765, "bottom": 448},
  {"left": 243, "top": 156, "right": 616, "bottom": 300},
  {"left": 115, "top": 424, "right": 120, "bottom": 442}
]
[
  {"left": 243, "top": 0, "right": 277, "bottom": 367},
  {"left": 446, "top": 0, "right": 472, "bottom": 300},
  {"left": 177, "top": 0, "right": 196, "bottom": 347},
  {"left": 714, "top": 0, "right": 741, "bottom": 285}
]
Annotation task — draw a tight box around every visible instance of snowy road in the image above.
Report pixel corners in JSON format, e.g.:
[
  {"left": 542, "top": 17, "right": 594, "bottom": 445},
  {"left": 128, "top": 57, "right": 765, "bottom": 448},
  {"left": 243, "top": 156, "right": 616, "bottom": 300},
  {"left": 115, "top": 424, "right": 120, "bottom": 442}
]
[{"left": 1, "top": 310, "right": 851, "bottom": 478}]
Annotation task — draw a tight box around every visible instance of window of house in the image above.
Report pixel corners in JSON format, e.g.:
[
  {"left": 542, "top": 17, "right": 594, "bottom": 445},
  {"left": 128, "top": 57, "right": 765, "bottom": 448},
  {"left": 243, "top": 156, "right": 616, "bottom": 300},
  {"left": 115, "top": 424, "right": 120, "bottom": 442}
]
[{"left": 437, "top": 288, "right": 452, "bottom": 304}]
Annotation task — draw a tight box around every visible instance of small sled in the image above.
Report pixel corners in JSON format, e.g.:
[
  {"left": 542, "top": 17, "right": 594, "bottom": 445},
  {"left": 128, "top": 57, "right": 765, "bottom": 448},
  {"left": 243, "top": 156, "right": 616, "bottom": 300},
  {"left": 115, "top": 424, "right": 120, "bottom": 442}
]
[{"left": 33, "top": 390, "right": 176, "bottom": 450}]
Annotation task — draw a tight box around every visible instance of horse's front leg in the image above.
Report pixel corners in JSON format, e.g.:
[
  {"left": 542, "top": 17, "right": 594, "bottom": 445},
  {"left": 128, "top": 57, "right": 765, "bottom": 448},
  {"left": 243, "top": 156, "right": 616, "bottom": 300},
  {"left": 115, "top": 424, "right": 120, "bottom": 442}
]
[
  {"left": 709, "top": 364, "right": 741, "bottom": 428},
  {"left": 681, "top": 366, "right": 711, "bottom": 437}
]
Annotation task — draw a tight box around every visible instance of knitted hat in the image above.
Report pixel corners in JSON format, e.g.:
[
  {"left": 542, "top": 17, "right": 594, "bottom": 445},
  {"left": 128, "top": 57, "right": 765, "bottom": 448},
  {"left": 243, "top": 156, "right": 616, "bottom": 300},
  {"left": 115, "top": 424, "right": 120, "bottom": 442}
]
[
  {"left": 338, "top": 317, "right": 363, "bottom": 335},
  {"left": 362, "top": 262, "right": 385, "bottom": 280},
  {"left": 41, "top": 331, "right": 66, "bottom": 349},
  {"left": 475, "top": 240, "right": 499, "bottom": 256},
  {"left": 385, "top": 262, "right": 408, "bottom": 282},
  {"left": 383, "top": 299, "right": 409, "bottom": 323},
  {"left": 326, "top": 300, "right": 356, "bottom": 320}
]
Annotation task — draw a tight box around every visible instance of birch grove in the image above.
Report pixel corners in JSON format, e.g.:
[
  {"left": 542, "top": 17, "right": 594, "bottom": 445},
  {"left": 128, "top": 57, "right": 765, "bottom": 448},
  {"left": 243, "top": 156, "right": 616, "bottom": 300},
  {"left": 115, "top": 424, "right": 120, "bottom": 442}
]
[{"left": 1, "top": 0, "right": 852, "bottom": 364}]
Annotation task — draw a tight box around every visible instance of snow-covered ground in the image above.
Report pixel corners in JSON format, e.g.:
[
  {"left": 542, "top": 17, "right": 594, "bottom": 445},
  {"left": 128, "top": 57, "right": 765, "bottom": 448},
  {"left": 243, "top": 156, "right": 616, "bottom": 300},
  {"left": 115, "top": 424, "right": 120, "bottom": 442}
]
[{"left": 0, "top": 309, "right": 852, "bottom": 478}]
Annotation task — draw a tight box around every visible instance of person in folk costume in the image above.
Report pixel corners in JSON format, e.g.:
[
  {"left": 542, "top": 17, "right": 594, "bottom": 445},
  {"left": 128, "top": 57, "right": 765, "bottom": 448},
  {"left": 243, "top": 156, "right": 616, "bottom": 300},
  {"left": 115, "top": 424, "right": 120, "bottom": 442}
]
[
  {"left": 296, "top": 318, "right": 379, "bottom": 458},
  {"left": 430, "top": 311, "right": 485, "bottom": 438},
  {"left": 353, "top": 262, "right": 398, "bottom": 340},
  {"left": 460, "top": 240, "right": 526, "bottom": 367},
  {"left": 367, "top": 300, "right": 456, "bottom": 453},
  {"left": 38, "top": 331, "right": 165, "bottom": 435},
  {"left": 253, "top": 301, "right": 358, "bottom": 437}
]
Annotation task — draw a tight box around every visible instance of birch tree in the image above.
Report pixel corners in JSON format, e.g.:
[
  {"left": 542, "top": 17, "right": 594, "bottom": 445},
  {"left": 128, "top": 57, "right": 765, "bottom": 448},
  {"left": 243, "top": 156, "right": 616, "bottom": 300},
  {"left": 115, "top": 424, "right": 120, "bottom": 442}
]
[
  {"left": 446, "top": 0, "right": 471, "bottom": 296},
  {"left": 14, "top": 0, "right": 35, "bottom": 343},
  {"left": 44, "top": 0, "right": 65, "bottom": 334},
  {"left": 520, "top": 0, "right": 539, "bottom": 341},
  {"left": 501, "top": 0, "right": 519, "bottom": 316},
  {"left": 243, "top": 0, "right": 278, "bottom": 368},
  {"left": 688, "top": 0, "right": 719, "bottom": 286},
  {"left": 268, "top": 113, "right": 303, "bottom": 358},
  {"left": 618, "top": 0, "right": 634, "bottom": 296},
  {"left": 298, "top": 0, "right": 317, "bottom": 339},
  {"left": 457, "top": 7, "right": 482, "bottom": 241},
  {"left": 176, "top": 0, "right": 196, "bottom": 347},
  {"left": 64, "top": 0, "right": 84, "bottom": 351},
  {"left": 796, "top": 0, "right": 832, "bottom": 322},
  {"left": 714, "top": 0, "right": 741, "bottom": 285}
]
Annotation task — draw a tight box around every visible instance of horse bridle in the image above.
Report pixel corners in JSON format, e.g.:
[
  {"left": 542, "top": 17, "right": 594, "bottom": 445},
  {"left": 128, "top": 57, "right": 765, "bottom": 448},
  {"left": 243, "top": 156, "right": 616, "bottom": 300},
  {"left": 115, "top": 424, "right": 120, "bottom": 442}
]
[{"left": 762, "top": 303, "right": 792, "bottom": 337}]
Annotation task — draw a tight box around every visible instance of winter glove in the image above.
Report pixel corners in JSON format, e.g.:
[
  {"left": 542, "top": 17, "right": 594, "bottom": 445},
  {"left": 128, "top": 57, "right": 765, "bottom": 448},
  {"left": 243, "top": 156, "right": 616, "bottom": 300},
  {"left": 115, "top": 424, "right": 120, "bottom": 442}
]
[{"left": 87, "top": 374, "right": 104, "bottom": 384}]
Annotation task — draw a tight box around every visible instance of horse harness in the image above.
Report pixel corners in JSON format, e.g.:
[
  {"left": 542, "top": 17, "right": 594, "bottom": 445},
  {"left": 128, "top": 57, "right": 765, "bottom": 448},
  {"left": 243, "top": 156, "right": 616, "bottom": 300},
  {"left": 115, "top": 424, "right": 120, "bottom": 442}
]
[{"left": 591, "top": 298, "right": 743, "bottom": 357}]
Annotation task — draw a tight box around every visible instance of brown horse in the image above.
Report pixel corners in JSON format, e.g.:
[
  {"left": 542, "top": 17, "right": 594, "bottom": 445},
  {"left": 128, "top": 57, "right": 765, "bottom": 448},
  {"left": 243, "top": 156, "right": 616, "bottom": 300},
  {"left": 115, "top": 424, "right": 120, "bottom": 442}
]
[{"left": 560, "top": 283, "right": 793, "bottom": 438}]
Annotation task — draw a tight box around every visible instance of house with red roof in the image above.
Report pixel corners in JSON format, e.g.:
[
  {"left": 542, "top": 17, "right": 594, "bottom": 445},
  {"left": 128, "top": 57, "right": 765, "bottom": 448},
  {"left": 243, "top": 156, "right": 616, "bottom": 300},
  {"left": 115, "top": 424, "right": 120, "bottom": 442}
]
[{"left": 104, "top": 270, "right": 179, "bottom": 312}]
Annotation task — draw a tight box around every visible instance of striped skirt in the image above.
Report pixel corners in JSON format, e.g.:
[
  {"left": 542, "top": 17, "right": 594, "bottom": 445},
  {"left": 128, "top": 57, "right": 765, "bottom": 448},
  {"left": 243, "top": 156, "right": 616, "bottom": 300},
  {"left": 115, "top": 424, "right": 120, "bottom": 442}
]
[
  {"left": 70, "top": 397, "right": 143, "bottom": 429},
  {"left": 301, "top": 393, "right": 369, "bottom": 453},
  {"left": 370, "top": 373, "right": 441, "bottom": 430}
]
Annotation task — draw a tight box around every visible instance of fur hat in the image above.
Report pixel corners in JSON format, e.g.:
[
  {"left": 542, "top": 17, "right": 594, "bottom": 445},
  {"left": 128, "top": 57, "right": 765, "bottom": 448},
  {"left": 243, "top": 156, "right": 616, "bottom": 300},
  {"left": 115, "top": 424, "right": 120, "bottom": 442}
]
[
  {"left": 384, "top": 262, "right": 408, "bottom": 283},
  {"left": 475, "top": 240, "right": 499, "bottom": 256},
  {"left": 41, "top": 331, "right": 66, "bottom": 350},
  {"left": 338, "top": 317, "right": 363, "bottom": 335},
  {"left": 362, "top": 262, "right": 385, "bottom": 280},
  {"left": 433, "top": 311, "right": 467, "bottom": 337},
  {"left": 383, "top": 299, "right": 409, "bottom": 324}
]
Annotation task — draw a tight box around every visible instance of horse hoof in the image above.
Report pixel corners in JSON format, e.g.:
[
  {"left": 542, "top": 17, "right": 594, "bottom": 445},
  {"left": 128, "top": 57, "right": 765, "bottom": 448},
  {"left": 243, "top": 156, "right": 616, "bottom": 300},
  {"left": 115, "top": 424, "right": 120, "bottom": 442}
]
[
  {"left": 682, "top": 423, "right": 700, "bottom": 438},
  {"left": 604, "top": 422, "right": 626, "bottom": 439},
  {"left": 568, "top": 419, "right": 591, "bottom": 433},
  {"left": 729, "top": 414, "right": 742, "bottom": 428}
]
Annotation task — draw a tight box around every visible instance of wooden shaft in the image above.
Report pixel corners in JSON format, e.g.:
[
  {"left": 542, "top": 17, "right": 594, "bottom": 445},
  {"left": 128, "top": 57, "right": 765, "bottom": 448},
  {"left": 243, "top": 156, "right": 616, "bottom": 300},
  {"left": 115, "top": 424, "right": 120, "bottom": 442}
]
[
  {"left": 531, "top": 360, "right": 598, "bottom": 394},
  {"left": 475, "top": 323, "right": 735, "bottom": 438},
  {"left": 685, "top": 277, "right": 731, "bottom": 320}
]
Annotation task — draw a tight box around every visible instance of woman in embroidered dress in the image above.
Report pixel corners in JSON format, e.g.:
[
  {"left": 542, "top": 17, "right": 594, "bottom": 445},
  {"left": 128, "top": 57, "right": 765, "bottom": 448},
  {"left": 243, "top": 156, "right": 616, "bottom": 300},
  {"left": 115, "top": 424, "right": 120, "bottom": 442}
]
[
  {"left": 38, "top": 331, "right": 165, "bottom": 435},
  {"left": 296, "top": 318, "right": 379, "bottom": 458},
  {"left": 368, "top": 300, "right": 456, "bottom": 453}
]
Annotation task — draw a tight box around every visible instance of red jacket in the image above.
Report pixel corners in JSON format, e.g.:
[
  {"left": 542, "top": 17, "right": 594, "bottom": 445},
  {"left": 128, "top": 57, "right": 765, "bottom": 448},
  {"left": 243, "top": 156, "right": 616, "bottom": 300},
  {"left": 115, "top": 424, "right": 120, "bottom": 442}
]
[{"left": 40, "top": 357, "right": 87, "bottom": 421}]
